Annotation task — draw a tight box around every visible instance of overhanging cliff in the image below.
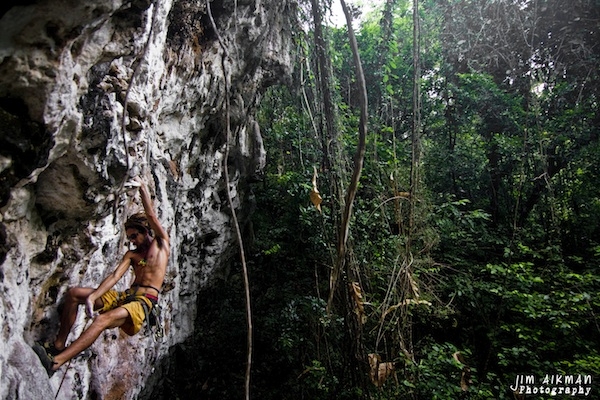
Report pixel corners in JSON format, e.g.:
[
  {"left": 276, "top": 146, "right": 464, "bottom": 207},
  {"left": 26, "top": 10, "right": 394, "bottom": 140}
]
[{"left": 0, "top": 0, "right": 295, "bottom": 398}]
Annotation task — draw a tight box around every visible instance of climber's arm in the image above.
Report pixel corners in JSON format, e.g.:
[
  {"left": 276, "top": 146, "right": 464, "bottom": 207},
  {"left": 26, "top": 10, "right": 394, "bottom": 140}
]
[
  {"left": 135, "top": 177, "right": 169, "bottom": 245},
  {"left": 84, "top": 252, "right": 133, "bottom": 317}
]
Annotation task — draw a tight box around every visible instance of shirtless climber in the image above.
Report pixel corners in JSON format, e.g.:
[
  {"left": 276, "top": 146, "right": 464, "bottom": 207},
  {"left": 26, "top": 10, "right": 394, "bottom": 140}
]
[{"left": 33, "top": 177, "right": 170, "bottom": 376}]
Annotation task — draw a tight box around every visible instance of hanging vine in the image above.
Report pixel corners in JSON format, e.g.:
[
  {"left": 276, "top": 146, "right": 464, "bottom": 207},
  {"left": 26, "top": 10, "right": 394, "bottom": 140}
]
[{"left": 206, "top": 2, "right": 253, "bottom": 400}]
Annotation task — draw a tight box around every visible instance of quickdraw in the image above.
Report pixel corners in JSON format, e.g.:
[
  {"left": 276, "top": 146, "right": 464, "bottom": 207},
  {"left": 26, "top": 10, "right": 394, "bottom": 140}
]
[{"left": 141, "top": 297, "right": 164, "bottom": 341}]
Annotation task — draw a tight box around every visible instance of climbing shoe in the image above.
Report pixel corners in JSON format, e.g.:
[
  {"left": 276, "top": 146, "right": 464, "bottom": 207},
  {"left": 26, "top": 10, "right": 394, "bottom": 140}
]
[
  {"left": 32, "top": 343, "right": 57, "bottom": 377},
  {"left": 36, "top": 341, "right": 62, "bottom": 357}
]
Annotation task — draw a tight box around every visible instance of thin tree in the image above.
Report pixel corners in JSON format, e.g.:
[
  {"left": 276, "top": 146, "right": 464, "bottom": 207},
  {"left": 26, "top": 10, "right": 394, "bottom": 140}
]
[{"left": 326, "top": 0, "right": 368, "bottom": 313}]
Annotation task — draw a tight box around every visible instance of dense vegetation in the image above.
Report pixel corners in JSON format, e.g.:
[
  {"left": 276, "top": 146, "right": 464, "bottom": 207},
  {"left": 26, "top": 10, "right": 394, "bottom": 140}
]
[{"left": 164, "top": 0, "right": 600, "bottom": 399}]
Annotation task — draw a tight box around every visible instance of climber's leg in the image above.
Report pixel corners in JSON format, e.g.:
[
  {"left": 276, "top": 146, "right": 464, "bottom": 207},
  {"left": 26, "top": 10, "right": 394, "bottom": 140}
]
[{"left": 52, "top": 306, "right": 130, "bottom": 370}]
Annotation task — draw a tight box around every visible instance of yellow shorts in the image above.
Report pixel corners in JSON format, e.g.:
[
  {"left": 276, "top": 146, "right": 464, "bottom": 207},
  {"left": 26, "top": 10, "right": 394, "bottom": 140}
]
[{"left": 99, "top": 289, "right": 154, "bottom": 336}]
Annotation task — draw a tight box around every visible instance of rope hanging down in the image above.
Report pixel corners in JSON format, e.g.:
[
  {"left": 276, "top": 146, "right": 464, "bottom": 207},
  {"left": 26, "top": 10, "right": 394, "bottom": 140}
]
[
  {"left": 113, "top": 0, "right": 161, "bottom": 226},
  {"left": 54, "top": 317, "right": 94, "bottom": 399}
]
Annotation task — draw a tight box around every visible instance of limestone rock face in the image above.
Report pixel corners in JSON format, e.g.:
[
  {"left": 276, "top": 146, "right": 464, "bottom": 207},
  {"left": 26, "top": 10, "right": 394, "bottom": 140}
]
[{"left": 0, "top": 0, "right": 295, "bottom": 398}]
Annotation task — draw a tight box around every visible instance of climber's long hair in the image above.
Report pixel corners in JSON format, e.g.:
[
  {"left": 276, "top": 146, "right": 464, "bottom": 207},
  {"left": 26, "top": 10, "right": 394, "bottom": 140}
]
[{"left": 125, "top": 212, "right": 153, "bottom": 236}]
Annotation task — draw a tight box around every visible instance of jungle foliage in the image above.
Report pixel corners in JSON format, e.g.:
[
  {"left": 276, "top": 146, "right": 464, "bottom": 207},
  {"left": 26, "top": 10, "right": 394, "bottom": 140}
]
[{"left": 168, "top": 0, "right": 600, "bottom": 399}]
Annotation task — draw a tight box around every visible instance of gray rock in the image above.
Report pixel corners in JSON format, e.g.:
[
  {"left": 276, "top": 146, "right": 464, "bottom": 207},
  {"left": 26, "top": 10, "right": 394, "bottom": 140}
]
[{"left": 0, "top": 0, "right": 295, "bottom": 398}]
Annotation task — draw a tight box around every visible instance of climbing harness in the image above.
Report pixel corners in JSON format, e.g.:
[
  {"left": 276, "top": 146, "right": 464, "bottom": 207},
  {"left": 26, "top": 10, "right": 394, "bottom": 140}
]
[{"left": 128, "top": 285, "right": 165, "bottom": 341}]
